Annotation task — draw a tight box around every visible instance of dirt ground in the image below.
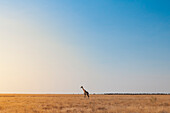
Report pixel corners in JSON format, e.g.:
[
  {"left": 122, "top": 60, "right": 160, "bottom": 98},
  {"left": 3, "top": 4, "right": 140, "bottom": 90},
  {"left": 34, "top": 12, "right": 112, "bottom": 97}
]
[{"left": 0, "top": 94, "right": 169, "bottom": 113}]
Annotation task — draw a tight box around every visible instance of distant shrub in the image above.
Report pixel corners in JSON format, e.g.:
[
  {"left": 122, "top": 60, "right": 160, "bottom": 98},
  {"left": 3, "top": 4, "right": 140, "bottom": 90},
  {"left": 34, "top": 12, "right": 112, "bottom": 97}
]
[{"left": 150, "top": 97, "right": 157, "bottom": 103}]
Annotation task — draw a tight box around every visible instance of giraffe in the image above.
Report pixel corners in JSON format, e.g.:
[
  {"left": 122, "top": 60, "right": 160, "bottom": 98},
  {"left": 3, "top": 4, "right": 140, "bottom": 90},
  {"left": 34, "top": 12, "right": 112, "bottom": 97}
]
[{"left": 80, "top": 86, "right": 89, "bottom": 98}]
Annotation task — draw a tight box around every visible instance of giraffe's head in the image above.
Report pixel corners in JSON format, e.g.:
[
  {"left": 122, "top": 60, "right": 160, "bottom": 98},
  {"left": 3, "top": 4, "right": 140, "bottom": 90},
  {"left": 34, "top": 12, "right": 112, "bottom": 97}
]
[{"left": 80, "top": 86, "right": 83, "bottom": 88}]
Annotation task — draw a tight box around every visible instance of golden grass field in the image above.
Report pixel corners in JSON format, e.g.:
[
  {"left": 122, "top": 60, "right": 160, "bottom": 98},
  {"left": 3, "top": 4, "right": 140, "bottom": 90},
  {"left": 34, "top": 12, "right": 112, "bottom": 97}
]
[{"left": 0, "top": 94, "right": 169, "bottom": 113}]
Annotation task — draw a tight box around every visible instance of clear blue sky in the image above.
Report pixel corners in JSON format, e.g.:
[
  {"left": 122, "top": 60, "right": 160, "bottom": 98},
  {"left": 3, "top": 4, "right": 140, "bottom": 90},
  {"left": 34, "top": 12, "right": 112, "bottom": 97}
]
[{"left": 0, "top": 0, "right": 170, "bottom": 93}]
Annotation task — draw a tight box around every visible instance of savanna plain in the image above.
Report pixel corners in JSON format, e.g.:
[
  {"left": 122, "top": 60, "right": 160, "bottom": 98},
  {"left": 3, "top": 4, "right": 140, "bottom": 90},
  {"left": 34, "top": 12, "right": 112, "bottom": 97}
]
[{"left": 0, "top": 94, "right": 169, "bottom": 113}]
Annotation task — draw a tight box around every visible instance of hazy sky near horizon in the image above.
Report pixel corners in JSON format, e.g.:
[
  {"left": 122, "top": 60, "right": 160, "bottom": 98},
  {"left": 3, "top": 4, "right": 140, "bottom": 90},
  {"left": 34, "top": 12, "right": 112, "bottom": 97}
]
[{"left": 0, "top": 0, "right": 170, "bottom": 93}]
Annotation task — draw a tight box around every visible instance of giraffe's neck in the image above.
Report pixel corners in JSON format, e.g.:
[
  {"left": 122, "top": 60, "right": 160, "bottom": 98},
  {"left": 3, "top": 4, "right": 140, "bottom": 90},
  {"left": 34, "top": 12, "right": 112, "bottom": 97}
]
[{"left": 82, "top": 88, "right": 86, "bottom": 92}]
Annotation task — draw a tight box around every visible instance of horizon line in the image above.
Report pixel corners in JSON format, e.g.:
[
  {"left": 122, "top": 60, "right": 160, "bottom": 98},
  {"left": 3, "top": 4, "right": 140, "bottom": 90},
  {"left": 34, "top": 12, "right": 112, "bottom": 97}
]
[{"left": 0, "top": 92, "right": 169, "bottom": 95}]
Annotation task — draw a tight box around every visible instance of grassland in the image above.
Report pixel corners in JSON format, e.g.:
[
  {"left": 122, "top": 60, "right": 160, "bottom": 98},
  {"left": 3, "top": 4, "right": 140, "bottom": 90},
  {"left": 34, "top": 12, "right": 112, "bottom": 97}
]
[{"left": 0, "top": 94, "right": 169, "bottom": 113}]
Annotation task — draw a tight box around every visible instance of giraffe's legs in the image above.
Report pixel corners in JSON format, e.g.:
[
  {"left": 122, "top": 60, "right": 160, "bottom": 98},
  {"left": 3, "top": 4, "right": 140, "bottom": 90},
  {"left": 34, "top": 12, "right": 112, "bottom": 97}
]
[
  {"left": 87, "top": 92, "right": 89, "bottom": 98},
  {"left": 87, "top": 93, "right": 89, "bottom": 98}
]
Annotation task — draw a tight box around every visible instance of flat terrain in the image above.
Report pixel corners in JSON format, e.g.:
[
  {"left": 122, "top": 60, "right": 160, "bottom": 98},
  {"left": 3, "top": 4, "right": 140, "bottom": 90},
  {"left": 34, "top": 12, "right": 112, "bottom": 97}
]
[{"left": 0, "top": 94, "right": 169, "bottom": 113}]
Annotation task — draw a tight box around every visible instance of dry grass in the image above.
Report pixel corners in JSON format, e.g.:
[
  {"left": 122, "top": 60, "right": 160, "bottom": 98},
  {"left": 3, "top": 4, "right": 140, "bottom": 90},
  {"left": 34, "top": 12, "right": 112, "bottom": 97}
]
[{"left": 0, "top": 94, "right": 169, "bottom": 113}]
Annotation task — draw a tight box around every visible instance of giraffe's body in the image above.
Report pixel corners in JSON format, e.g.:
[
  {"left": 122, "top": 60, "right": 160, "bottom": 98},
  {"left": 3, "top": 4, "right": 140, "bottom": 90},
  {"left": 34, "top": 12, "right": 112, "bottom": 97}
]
[{"left": 81, "top": 86, "right": 89, "bottom": 98}]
